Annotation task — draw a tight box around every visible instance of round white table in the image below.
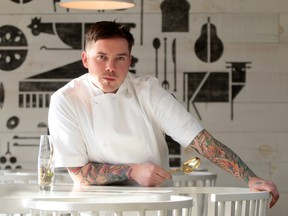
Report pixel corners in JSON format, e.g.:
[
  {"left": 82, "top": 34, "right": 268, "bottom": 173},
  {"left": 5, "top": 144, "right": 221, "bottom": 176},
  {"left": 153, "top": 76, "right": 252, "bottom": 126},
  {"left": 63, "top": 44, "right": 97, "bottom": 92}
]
[
  {"left": 0, "top": 183, "right": 269, "bottom": 216},
  {"left": 23, "top": 195, "right": 193, "bottom": 216},
  {"left": 0, "top": 183, "right": 175, "bottom": 214}
]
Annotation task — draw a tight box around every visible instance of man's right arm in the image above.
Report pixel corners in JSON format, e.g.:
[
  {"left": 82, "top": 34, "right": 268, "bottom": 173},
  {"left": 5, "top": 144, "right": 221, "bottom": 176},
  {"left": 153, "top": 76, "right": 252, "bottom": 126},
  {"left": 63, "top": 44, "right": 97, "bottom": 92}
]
[
  {"left": 67, "top": 162, "right": 171, "bottom": 186},
  {"left": 67, "top": 162, "right": 132, "bottom": 185}
]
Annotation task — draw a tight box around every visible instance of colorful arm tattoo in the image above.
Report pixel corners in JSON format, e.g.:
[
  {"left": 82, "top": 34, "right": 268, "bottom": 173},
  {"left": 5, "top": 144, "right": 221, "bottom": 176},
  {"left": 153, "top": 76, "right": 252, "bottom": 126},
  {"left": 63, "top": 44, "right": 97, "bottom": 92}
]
[
  {"left": 68, "top": 163, "right": 132, "bottom": 185},
  {"left": 186, "top": 130, "right": 257, "bottom": 183}
]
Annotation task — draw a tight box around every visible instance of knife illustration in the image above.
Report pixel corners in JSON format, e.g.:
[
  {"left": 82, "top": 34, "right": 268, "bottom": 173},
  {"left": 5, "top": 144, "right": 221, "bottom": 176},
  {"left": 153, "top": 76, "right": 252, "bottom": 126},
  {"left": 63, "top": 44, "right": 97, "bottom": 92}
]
[
  {"left": 0, "top": 82, "right": 4, "bottom": 109},
  {"left": 172, "top": 38, "right": 177, "bottom": 92}
]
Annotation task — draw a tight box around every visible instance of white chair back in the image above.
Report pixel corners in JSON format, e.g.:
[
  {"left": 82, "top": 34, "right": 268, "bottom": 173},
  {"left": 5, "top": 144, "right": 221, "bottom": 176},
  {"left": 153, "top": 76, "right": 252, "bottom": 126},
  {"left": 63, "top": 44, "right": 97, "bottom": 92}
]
[
  {"left": 208, "top": 191, "right": 269, "bottom": 216},
  {"left": 171, "top": 187, "right": 270, "bottom": 216},
  {"left": 172, "top": 172, "right": 217, "bottom": 216},
  {"left": 23, "top": 195, "right": 194, "bottom": 216}
]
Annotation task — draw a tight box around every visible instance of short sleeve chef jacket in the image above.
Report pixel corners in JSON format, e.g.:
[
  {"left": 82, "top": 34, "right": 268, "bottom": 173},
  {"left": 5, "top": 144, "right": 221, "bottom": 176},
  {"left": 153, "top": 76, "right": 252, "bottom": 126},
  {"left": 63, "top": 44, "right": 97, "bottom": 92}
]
[{"left": 48, "top": 73, "right": 203, "bottom": 171}]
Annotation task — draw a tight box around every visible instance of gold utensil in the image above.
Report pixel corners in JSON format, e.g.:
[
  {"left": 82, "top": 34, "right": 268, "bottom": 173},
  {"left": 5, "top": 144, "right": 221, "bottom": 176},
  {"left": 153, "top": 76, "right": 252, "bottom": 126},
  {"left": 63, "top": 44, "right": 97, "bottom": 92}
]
[{"left": 169, "top": 157, "right": 201, "bottom": 174}]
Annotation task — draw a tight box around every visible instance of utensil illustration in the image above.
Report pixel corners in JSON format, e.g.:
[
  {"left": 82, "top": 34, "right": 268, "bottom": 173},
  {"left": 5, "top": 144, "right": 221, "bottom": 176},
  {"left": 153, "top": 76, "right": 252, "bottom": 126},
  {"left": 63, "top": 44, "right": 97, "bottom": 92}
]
[
  {"left": 153, "top": 38, "right": 161, "bottom": 78},
  {"left": 169, "top": 157, "right": 200, "bottom": 174},
  {"left": 162, "top": 37, "right": 169, "bottom": 90},
  {"left": 172, "top": 38, "right": 177, "bottom": 91},
  {"left": 0, "top": 82, "right": 4, "bottom": 109},
  {"left": 140, "top": 0, "right": 144, "bottom": 45}
]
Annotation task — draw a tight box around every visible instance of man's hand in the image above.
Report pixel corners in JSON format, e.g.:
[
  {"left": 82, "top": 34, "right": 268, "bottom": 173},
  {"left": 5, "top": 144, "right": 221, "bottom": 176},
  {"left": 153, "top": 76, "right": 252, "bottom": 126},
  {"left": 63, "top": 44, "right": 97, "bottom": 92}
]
[
  {"left": 248, "top": 177, "right": 279, "bottom": 208},
  {"left": 129, "top": 163, "right": 172, "bottom": 187}
]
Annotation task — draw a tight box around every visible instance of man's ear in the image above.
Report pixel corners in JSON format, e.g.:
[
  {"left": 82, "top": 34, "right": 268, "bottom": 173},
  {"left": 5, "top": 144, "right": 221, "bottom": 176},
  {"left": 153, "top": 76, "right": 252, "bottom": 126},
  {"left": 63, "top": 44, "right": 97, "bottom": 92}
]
[{"left": 81, "top": 51, "right": 88, "bottom": 68}]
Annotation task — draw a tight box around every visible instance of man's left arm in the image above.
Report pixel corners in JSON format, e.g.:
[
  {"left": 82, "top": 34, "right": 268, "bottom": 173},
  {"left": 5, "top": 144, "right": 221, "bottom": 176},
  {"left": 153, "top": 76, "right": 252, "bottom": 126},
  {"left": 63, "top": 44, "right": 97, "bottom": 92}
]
[{"left": 185, "top": 129, "right": 279, "bottom": 208}]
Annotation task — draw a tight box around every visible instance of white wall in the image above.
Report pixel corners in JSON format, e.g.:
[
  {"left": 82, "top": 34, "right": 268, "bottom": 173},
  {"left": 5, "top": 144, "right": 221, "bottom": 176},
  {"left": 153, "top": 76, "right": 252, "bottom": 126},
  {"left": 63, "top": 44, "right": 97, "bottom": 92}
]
[{"left": 0, "top": 0, "right": 287, "bottom": 215}]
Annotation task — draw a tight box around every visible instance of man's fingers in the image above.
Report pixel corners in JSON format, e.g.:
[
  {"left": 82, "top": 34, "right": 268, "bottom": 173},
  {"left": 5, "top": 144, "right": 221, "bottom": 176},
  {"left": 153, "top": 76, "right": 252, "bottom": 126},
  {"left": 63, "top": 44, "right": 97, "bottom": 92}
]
[{"left": 269, "top": 189, "right": 280, "bottom": 208}]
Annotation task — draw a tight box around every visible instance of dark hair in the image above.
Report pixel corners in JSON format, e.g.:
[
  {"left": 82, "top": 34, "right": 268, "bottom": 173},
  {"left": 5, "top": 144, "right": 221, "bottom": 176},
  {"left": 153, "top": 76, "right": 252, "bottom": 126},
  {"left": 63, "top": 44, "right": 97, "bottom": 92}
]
[{"left": 85, "top": 21, "right": 135, "bottom": 53}]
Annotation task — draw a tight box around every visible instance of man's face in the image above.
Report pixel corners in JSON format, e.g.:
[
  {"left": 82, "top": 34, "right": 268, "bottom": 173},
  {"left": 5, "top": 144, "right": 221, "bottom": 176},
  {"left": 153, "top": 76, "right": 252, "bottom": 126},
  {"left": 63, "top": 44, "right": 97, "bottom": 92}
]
[{"left": 82, "top": 37, "right": 131, "bottom": 94}]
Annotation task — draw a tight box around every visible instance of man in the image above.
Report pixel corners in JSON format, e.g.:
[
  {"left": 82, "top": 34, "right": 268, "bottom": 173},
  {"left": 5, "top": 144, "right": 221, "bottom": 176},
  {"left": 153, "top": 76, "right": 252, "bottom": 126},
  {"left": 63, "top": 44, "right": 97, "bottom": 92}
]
[{"left": 48, "top": 21, "right": 279, "bottom": 208}]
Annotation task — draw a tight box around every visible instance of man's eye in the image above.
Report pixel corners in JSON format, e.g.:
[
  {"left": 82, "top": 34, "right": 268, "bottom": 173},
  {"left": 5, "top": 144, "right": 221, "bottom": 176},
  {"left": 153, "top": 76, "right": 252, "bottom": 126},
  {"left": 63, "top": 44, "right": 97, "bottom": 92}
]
[
  {"left": 117, "top": 56, "right": 126, "bottom": 61},
  {"left": 97, "top": 55, "right": 106, "bottom": 60}
]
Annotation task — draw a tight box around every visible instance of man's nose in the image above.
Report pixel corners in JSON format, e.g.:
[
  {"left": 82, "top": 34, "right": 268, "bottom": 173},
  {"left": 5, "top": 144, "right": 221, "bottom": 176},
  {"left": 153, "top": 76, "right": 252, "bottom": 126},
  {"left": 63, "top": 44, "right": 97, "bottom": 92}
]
[{"left": 105, "top": 60, "right": 116, "bottom": 72}]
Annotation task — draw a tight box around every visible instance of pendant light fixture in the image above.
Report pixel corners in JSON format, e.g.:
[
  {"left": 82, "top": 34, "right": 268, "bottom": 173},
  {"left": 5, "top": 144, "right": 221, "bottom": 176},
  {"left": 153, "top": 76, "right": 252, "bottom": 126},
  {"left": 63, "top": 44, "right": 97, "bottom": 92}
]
[{"left": 59, "top": 0, "right": 135, "bottom": 10}]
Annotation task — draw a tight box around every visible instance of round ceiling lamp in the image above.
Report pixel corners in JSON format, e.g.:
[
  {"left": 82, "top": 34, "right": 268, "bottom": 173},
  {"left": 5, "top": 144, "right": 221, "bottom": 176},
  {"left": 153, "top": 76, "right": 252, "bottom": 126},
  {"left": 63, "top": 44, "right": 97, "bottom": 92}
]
[{"left": 59, "top": 0, "right": 136, "bottom": 10}]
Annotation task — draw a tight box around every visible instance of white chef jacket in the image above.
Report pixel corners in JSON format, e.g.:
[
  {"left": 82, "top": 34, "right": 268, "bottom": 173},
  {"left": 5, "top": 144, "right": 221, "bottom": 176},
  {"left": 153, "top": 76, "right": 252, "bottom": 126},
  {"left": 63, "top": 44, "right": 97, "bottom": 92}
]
[{"left": 48, "top": 73, "right": 203, "bottom": 172}]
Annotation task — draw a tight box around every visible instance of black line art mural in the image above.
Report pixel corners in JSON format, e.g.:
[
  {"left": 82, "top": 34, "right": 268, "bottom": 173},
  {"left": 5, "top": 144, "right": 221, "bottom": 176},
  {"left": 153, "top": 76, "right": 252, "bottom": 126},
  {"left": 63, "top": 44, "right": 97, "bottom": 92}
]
[
  {"left": 0, "top": 142, "right": 22, "bottom": 170},
  {"left": 6, "top": 116, "right": 20, "bottom": 129},
  {"left": 166, "top": 134, "right": 181, "bottom": 167},
  {"left": 172, "top": 38, "right": 177, "bottom": 91},
  {"left": 13, "top": 135, "right": 39, "bottom": 139},
  {"left": 160, "top": 0, "right": 190, "bottom": 32},
  {"left": 18, "top": 57, "right": 138, "bottom": 110},
  {"left": 53, "top": 0, "right": 69, "bottom": 12},
  {"left": 0, "top": 134, "right": 43, "bottom": 170},
  {"left": 0, "top": 0, "right": 257, "bottom": 170},
  {"left": 13, "top": 143, "right": 37, "bottom": 147},
  {"left": 140, "top": 0, "right": 144, "bottom": 45},
  {"left": 180, "top": 17, "right": 251, "bottom": 121},
  {"left": 0, "top": 82, "right": 4, "bottom": 109},
  {"left": 227, "top": 62, "right": 250, "bottom": 120},
  {"left": 10, "top": 0, "right": 33, "bottom": 4},
  {"left": 28, "top": 18, "right": 136, "bottom": 50},
  {"left": 0, "top": 25, "right": 28, "bottom": 71},
  {"left": 183, "top": 62, "right": 251, "bottom": 120},
  {"left": 13, "top": 135, "right": 40, "bottom": 147},
  {"left": 162, "top": 37, "right": 169, "bottom": 90},
  {"left": 128, "top": 56, "right": 138, "bottom": 74},
  {"left": 18, "top": 60, "right": 86, "bottom": 109},
  {"left": 152, "top": 37, "right": 161, "bottom": 78},
  {"left": 28, "top": 17, "right": 84, "bottom": 50},
  {"left": 194, "top": 17, "right": 224, "bottom": 63},
  {"left": 152, "top": 37, "right": 177, "bottom": 91}
]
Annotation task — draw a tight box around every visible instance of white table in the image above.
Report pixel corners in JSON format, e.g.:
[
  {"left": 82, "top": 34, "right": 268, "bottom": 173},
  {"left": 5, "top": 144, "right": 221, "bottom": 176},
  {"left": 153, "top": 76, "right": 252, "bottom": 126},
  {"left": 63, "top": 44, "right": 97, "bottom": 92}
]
[
  {"left": 23, "top": 195, "right": 193, "bottom": 216},
  {"left": 0, "top": 183, "right": 175, "bottom": 214},
  {"left": 0, "top": 183, "right": 269, "bottom": 216}
]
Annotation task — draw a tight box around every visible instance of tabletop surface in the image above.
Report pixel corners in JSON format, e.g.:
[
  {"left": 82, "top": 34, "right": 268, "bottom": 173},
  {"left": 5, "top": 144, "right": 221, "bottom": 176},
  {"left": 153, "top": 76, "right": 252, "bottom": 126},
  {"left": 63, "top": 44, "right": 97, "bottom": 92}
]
[
  {"left": 0, "top": 183, "right": 178, "bottom": 200},
  {"left": 0, "top": 182, "right": 258, "bottom": 214},
  {"left": 0, "top": 183, "right": 185, "bottom": 213}
]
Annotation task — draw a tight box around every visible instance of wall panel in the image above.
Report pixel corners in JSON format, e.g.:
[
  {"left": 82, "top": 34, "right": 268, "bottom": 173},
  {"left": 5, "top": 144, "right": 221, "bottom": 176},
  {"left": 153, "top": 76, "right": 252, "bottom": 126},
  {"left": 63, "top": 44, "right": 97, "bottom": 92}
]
[{"left": 0, "top": 1, "right": 287, "bottom": 215}]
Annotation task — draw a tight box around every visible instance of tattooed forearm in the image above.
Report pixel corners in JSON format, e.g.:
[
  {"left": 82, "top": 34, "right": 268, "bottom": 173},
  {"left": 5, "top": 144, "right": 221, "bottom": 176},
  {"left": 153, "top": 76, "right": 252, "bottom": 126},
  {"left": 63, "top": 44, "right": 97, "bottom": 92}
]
[
  {"left": 186, "top": 130, "right": 257, "bottom": 183},
  {"left": 68, "top": 163, "right": 132, "bottom": 185}
]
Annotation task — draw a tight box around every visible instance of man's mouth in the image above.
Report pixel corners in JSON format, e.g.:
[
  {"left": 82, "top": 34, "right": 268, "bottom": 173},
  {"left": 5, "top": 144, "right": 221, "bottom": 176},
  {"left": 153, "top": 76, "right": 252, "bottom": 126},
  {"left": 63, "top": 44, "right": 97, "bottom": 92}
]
[{"left": 103, "top": 76, "right": 116, "bottom": 82}]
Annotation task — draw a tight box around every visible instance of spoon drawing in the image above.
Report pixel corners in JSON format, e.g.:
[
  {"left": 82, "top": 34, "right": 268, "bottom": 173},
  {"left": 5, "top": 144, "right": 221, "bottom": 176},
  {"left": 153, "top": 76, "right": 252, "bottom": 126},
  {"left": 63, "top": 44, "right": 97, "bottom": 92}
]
[
  {"left": 162, "top": 37, "right": 169, "bottom": 90},
  {"left": 153, "top": 38, "right": 161, "bottom": 78},
  {"left": 168, "top": 157, "right": 201, "bottom": 174}
]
